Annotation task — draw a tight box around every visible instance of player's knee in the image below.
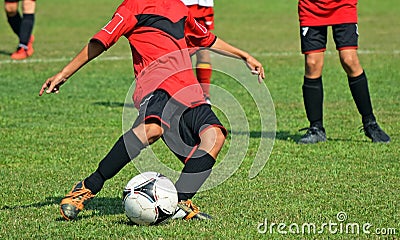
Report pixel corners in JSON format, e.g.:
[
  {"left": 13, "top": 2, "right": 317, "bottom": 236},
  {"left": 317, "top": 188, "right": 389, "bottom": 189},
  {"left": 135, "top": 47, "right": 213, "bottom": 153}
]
[
  {"left": 133, "top": 123, "right": 163, "bottom": 145},
  {"left": 145, "top": 124, "right": 163, "bottom": 144},
  {"left": 4, "top": 3, "right": 18, "bottom": 16},
  {"left": 340, "top": 54, "right": 359, "bottom": 69},
  {"left": 305, "top": 57, "right": 323, "bottom": 71},
  {"left": 199, "top": 127, "right": 226, "bottom": 158}
]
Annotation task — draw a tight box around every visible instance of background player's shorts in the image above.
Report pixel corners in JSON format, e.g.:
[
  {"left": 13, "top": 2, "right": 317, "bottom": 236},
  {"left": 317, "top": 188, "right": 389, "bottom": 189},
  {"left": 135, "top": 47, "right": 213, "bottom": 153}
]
[
  {"left": 187, "top": 4, "right": 214, "bottom": 30},
  {"left": 300, "top": 24, "right": 358, "bottom": 54},
  {"left": 132, "top": 90, "right": 226, "bottom": 162}
]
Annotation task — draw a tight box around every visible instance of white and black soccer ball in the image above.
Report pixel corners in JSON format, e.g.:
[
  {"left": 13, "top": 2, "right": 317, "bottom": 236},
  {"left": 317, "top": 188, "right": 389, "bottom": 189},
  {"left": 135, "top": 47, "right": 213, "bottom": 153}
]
[{"left": 123, "top": 172, "right": 178, "bottom": 225}]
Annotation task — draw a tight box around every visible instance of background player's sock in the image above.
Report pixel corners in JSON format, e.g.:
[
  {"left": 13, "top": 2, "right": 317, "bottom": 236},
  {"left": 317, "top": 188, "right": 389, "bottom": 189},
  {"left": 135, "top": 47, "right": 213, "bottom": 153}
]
[
  {"left": 84, "top": 130, "right": 145, "bottom": 194},
  {"left": 302, "top": 76, "right": 324, "bottom": 128},
  {"left": 19, "top": 13, "right": 35, "bottom": 46},
  {"left": 348, "top": 71, "right": 376, "bottom": 124},
  {"left": 7, "top": 11, "right": 21, "bottom": 36},
  {"left": 196, "top": 63, "right": 212, "bottom": 99},
  {"left": 175, "top": 150, "right": 215, "bottom": 201}
]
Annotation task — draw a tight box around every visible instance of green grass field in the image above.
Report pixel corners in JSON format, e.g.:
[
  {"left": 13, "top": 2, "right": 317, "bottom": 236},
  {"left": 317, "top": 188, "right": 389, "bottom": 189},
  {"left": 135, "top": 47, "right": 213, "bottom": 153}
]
[{"left": 0, "top": 0, "right": 399, "bottom": 239}]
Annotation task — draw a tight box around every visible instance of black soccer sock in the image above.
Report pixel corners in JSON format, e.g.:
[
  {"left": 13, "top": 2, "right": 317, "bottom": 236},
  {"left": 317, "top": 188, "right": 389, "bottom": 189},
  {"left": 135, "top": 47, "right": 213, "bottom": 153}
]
[
  {"left": 84, "top": 130, "right": 145, "bottom": 194},
  {"left": 19, "top": 14, "right": 34, "bottom": 46},
  {"left": 348, "top": 71, "right": 376, "bottom": 124},
  {"left": 7, "top": 11, "right": 21, "bottom": 36},
  {"left": 175, "top": 150, "right": 215, "bottom": 201},
  {"left": 302, "top": 76, "right": 324, "bottom": 128}
]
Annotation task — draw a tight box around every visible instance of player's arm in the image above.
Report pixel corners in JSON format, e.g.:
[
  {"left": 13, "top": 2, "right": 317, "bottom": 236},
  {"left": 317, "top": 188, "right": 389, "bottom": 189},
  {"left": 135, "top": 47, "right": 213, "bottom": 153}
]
[
  {"left": 39, "top": 40, "right": 105, "bottom": 96},
  {"left": 210, "top": 38, "right": 265, "bottom": 82}
]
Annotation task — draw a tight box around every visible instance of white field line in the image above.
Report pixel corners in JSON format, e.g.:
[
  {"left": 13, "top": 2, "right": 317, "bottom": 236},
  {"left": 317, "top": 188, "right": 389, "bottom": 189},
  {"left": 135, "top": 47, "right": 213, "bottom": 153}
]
[{"left": 0, "top": 50, "right": 399, "bottom": 65}]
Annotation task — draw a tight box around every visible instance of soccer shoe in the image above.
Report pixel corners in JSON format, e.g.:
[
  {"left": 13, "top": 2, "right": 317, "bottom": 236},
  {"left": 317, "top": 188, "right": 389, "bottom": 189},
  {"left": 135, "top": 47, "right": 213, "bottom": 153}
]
[
  {"left": 60, "top": 181, "right": 95, "bottom": 220},
  {"left": 362, "top": 121, "right": 390, "bottom": 143},
  {"left": 298, "top": 126, "right": 327, "bottom": 144},
  {"left": 11, "top": 35, "right": 34, "bottom": 60},
  {"left": 171, "top": 200, "right": 212, "bottom": 220}
]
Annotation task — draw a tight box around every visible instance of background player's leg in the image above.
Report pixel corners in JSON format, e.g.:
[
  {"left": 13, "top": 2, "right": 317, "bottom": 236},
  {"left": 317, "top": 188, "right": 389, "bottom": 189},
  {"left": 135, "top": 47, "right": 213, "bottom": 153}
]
[
  {"left": 339, "top": 49, "right": 390, "bottom": 142},
  {"left": 196, "top": 50, "right": 212, "bottom": 102},
  {"left": 10, "top": 0, "right": 35, "bottom": 60},
  {"left": 339, "top": 49, "right": 374, "bottom": 122},
  {"left": 299, "top": 52, "right": 327, "bottom": 144},
  {"left": 5, "top": 2, "right": 21, "bottom": 36}
]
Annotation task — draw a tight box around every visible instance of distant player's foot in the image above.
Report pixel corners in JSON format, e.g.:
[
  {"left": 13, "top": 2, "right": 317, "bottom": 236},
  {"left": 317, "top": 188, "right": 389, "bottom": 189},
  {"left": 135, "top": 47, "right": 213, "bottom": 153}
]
[
  {"left": 362, "top": 121, "right": 390, "bottom": 143},
  {"left": 298, "top": 126, "right": 326, "bottom": 144},
  {"left": 171, "top": 200, "right": 212, "bottom": 220},
  {"left": 11, "top": 35, "right": 34, "bottom": 60},
  {"left": 205, "top": 97, "right": 211, "bottom": 105},
  {"left": 60, "top": 181, "right": 95, "bottom": 220}
]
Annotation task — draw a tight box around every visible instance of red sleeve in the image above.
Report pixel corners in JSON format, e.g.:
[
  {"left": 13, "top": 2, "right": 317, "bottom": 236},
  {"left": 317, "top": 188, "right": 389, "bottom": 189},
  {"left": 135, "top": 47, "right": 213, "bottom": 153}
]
[
  {"left": 91, "top": 5, "right": 138, "bottom": 50},
  {"left": 184, "top": 11, "right": 217, "bottom": 48}
]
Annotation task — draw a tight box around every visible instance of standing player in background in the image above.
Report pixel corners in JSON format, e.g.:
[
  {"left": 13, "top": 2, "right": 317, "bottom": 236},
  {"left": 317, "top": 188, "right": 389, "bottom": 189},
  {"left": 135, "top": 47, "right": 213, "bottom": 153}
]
[
  {"left": 297, "top": 0, "right": 390, "bottom": 144},
  {"left": 182, "top": 0, "right": 214, "bottom": 103},
  {"left": 39, "top": 0, "right": 264, "bottom": 221},
  {"left": 4, "top": 0, "right": 35, "bottom": 60}
]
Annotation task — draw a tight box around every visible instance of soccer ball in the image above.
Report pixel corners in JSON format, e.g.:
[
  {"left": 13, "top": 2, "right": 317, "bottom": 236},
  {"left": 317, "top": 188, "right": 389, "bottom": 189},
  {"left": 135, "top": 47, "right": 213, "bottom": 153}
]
[{"left": 123, "top": 172, "right": 178, "bottom": 225}]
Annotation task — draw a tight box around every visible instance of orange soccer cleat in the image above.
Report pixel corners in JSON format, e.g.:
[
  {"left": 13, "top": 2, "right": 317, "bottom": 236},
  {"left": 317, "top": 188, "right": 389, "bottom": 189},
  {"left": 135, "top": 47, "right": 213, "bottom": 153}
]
[
  {"left": 11, "top": 35, "right": 34, "bottom": 60},
  {"left": 60, "top": 181, "right": 96, "bottom": 220}
]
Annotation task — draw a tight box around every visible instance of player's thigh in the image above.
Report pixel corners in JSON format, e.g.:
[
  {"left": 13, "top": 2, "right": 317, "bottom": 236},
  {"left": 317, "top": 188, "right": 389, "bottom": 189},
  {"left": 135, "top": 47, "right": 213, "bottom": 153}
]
[
  {"left": 181, "top": 105, "right": 226, "bottom": 152},
  {"left": 332, "top": 23, "right": 358, "bottom": 50},
  {"left": 300, "top": 26, "right": 328, "bottom": 54},
  {"left": 163, "top": 104, "right": 226, "bottom": 162}
]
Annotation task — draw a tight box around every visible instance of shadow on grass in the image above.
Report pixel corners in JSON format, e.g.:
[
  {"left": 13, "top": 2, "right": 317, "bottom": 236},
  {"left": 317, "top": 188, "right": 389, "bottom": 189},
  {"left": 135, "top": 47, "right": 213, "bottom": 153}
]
[
  {"left": 0, "top": 196, "right": 125, "bottom": 221},
  {"left": 0, "top": 50, "right": 12, "bottom": 56},
  {"left": 93, "top": 101, "right": 135, "bottom": 108}
]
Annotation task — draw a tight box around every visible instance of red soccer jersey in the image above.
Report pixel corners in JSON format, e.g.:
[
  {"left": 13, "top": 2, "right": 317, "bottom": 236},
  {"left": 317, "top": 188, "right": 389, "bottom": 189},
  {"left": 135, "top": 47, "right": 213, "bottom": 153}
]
[
  {"left": 92, "top": 0, "right": 217, "bottom": 108},
  {"left": 298, "top": 0, "right": 358, "bottom": 26}
]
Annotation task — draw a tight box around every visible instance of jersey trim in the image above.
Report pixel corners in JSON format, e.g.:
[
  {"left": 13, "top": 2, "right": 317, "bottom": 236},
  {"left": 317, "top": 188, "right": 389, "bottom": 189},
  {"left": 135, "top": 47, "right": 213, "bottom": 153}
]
[{"left": 136, "top": 14, "right": 186, "bottom": 40}]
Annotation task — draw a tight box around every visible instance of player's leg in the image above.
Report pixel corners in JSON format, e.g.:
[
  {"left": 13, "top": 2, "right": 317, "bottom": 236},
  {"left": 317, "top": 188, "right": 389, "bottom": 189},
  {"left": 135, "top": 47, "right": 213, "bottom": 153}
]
[
  {"left": 59, "top": 92, "right": 168, "bottom": 220},
  {"left": 10, "top": 0, "right": 35, "bottom": 60},
  {"left": 333, "top": 24, "right": 390, "bottom": 142},
  {"left": 298, "top": 26, "right": 327, "bottom": 144}
]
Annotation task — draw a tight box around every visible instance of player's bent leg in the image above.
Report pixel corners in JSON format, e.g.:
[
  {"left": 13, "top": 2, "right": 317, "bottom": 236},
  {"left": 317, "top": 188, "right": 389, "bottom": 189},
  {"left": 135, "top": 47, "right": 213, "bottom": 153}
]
[{"left": 173, "top": 127, "right": 225, "bottom": 220}]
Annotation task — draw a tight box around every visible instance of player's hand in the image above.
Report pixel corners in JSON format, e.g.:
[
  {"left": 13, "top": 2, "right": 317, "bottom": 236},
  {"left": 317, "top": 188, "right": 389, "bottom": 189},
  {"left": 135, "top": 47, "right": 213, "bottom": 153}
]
[
  {"left": 39, "top": 73, "right": 67, "bottom": 96},
  {"left": 245, "top": 55, "right": 265, "bottom": 83}
]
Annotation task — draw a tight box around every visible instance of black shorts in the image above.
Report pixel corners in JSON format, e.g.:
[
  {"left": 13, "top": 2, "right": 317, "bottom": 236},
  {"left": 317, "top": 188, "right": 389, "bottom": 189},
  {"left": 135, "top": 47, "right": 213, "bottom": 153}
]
[
  {"left": 132, "top": 90, "right": 226, "bottom": 162},
  {"left": 300, "top": 24, "right": 359, "bottom": 54}
]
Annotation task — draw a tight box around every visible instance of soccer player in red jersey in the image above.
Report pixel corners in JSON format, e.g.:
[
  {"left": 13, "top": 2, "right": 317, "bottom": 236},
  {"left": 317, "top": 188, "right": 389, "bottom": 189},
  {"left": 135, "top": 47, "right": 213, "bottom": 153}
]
[
  {"left": 182, "top": 0, "right": 214, "bottom": 103},
  {"left": 297, "top": 0, "right": 390, "bottom": 144},
  {"left": 39, "top": 0, "right": 264, "bottom": 221},
  {"left": 4, "top": 0, "right": 35, "bottom": 60}
]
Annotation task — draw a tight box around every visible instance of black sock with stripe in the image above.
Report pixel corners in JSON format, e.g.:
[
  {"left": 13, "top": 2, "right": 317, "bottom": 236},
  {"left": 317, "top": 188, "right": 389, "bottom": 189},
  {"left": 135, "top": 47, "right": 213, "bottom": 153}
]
[
  {"left": 84, "top": 130, "right": 145, "bottom": 194},
  {"left": 175, "top": 150, "right": 215, "bottom": 201}
]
